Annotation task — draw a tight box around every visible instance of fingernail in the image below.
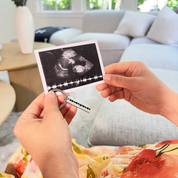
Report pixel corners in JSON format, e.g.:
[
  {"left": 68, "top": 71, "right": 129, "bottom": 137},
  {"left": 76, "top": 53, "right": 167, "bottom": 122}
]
[
  {"left": 103, "top": 74, "right": 111, "bottom": 82},
  {"left": 47, "top": 91, "right": 56, "bottom": 98}
]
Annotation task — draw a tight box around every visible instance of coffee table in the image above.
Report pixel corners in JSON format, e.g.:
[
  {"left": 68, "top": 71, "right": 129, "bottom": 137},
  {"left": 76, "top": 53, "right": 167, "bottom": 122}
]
[
  {"left": 0, "top": 80, "right": 16, "bottom": 125},
  {"left": 0, "top": 42, "right": 55, "bottom": 111}
]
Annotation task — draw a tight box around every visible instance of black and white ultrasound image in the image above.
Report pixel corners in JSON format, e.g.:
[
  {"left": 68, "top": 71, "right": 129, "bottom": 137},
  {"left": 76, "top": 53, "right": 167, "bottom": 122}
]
[{"left": 39, "top": 43, "right": 103, "bottom": 91}]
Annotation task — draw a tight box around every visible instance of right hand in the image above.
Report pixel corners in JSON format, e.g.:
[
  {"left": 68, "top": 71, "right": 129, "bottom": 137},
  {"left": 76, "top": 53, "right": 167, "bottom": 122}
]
[
  {"left": 14, "top": 91, "right": 79, "bottom": 178},
  {"left": 97, "top": 62, "right": 177, "bottom": 118}
]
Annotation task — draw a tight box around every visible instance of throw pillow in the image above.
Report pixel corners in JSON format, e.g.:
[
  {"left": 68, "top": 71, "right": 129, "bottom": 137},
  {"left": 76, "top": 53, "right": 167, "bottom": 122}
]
[
  {"left": 147, "top": 5, "right": 178, "bottom": 46},
  {"left": 114, "top": 11, "right": 155, "bottom": 38}
]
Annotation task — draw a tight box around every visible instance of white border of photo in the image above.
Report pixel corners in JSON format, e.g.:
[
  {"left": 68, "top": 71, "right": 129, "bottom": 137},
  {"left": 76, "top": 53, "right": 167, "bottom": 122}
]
[{"left": 34, "top": 40, "right": 105, "bottom": 95}]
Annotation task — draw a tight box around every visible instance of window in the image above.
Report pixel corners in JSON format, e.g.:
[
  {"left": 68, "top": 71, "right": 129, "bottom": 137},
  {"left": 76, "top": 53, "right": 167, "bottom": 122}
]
[
  {"left": 41, "top": 0, "right": 71, "bottom": 11},
  {"left": 137, "top": 0, "right": 178, "bottom": 12},
  {"left": 86, "top": 0, "right": 121, "bottom": 10},
  {"left": 40, "top": 0, "right": 122, "bottom": 12}
]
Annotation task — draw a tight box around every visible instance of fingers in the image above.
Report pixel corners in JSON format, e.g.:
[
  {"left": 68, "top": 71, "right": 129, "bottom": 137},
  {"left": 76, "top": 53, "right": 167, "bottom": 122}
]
[
  {"left": 20, "top": 92, "right": 45, "bottom": 119},
  {"left": 57, "top": 93, "right": 69, "bottom": 106},
  {"left": 97, "top": 62, "right": 140, "bottom": 95},
  {"left": 105, "top": 89, "right": 131, "bottom": 102},
  {"left": 109, "top": 90, "right": 124, "bottom": 102},
  {"left": 104, "top": 62, "right": 131, "bottom": 76},
  {"left": 104, "top": 61, "right": 143, "bottom": 76},
  {"left": 28, "top": 92, "right": 69, "bottom": 119},
  {"left": 101, "top": 86, "right": 123, "bottom": 98},
  {"left": 57, "top": 93, "right": 77, "bottom": 121},
  {"left": 44, "top": 91, "right": 63, "bottom": 118},
  {"left": 97, "top": 74, "right": 133, "bottom": 92},
  {"left": 59, "top": 102, "right": 76, "bottom": 118},
  {"left": 64, "top": 105, "right": 77, "bottom": 124},
  {"left": 46, "top": 91, "right": 77, "bottom": 123},
  {"left": 101, "top": 87, "right": 113, "bottom": 98},
  {"left": 103, "top": 74, "right": 135, "bottom": 90},
  {"left": 96, "top": 83, "right": 109, "bottom": 91},
  {"left": 96, "top": 81, "right": 125, "bottom": 102}
]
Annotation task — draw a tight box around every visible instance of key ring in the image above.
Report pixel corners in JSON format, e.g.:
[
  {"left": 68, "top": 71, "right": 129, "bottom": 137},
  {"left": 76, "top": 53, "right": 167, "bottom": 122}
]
[
  {"left": 50, "top": 88, "right": 91, "bottom": 113},
  {"left": 51, "top": 89, "right": 67, "bottom": 109}
]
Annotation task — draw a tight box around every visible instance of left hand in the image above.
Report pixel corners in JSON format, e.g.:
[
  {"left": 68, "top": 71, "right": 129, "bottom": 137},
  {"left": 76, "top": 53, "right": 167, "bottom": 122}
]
[
  {"left": 96, "top": 62, "right": 176, "bottom": 116},
  {"left": 14, "top": 91, "right": 79, "bottom": 178}
]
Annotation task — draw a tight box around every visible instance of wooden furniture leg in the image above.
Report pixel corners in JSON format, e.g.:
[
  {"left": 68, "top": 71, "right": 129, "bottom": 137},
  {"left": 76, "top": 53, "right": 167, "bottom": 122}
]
[{"left": 8, "top": 65, "right": 43, "bottom": 111}]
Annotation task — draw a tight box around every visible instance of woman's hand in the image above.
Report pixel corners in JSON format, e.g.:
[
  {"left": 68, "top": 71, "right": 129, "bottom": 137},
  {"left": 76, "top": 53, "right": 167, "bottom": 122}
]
[
  {"left": 14, "top": 91, "right": 79, "bottom": 178},
  {"left": 97, "top": 62, "right": 178, "bottom": 125}
]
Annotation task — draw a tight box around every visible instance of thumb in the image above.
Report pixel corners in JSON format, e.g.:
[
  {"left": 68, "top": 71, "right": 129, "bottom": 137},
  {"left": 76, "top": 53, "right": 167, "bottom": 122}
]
[
  {"left": 45, "top": 91, "right": 61, "bottom": 114},
  {"left": 103, "top": 74, "right": 132, "bottom": 89}
]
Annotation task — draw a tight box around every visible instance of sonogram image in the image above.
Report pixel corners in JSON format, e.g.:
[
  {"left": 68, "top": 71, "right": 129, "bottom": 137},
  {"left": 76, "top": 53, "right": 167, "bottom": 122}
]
[
  {"left": 38, "top": 42, "right": 104, "bottom": 92},
  {"left": 53, "top": 49, "right": 93, "bottom": 79}
]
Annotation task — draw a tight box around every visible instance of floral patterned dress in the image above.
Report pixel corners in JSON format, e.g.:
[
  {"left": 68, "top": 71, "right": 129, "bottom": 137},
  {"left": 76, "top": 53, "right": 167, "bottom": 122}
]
[{"left": 1, "top": 140, "right": 178, "bottom": 178}]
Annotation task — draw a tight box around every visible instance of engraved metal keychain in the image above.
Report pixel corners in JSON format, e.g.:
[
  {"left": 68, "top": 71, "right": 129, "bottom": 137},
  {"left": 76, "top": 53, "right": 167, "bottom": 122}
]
[{"left": 51, "top": 89, "right": 91, "bottom": 113}]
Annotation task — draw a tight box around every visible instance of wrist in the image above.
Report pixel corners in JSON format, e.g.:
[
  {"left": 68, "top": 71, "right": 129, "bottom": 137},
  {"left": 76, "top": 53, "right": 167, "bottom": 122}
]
[
  {"left": 39, "top": 152, "right": 79, "bottom": 178},
  {"left": 160, "top": 90, "right": 178, "bottom": 126}
]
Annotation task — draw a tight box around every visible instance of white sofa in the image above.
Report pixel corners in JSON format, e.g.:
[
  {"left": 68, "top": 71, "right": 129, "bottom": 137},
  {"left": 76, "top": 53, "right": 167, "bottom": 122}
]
[{"left": 48, "top": 10, "right": 161, "bottom": 65}]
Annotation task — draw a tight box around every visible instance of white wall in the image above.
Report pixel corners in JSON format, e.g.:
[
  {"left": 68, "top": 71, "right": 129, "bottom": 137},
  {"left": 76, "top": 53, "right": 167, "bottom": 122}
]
[
  {"left": 0, "top": 0, "right": 16, "bottom": 43},
  {"left": 32, "top": 13, "right": 83, "bottom": 30},
  {"left": 27, "top": 0, "right": 84, "bottom": 30}
]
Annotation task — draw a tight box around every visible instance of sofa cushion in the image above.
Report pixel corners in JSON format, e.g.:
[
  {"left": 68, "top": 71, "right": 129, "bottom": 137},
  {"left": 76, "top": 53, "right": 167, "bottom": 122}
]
[
  {"left": 70, "top": 33, "right": 130, "bottom": 66},
  {"left": 70, "top": 33, "right": 130, "bottom": 50},
  {"left": 147, "top": 6, "right": 178, "bottom": 46},
  {"left": 120, "top": 44, "right": 178, "bottom": 71},
  {"left": 114, "top": 11, "right": 155, "bottom": 38},
  {"left": 87, "top": 68, "right": 178, "bottom": 147},
  {"left": 49, "top": 28, "right": 82, "bottom": 46},
  {"left": 130, "top": 37, "right": 159, "bottom": 45},
  {"left": 82, "top": 10, "right": 125, "bottom": 33}
]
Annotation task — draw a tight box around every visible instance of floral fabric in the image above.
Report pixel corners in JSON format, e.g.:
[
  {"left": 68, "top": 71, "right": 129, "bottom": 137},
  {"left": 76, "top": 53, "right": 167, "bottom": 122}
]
[{"left": 1, "top": 140, "right": 178, "bottom": 178}]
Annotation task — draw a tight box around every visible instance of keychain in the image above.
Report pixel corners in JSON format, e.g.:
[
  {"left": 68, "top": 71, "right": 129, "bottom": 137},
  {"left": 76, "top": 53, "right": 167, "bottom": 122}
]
[{"left": 51, "top": 89, "right": 91, "bottom": 113}]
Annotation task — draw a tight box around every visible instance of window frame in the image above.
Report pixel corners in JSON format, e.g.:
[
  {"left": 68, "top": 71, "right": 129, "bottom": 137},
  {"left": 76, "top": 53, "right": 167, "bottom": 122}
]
[
  {"left": 35, "top": 0, "right": 133, "bottom": 15},
  {"left": 135, "top": 0, "right": 178, "bottom": 12},
  {"left": 34, "top": 0, "right": 149, "bottom": 18},
  {"left": 36, "top": 0, "right": 86, "bottom": 13}
]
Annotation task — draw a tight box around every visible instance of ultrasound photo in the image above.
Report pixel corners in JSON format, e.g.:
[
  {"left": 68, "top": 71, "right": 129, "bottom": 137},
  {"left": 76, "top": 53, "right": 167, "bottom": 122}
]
[{"left": 35, "top": 40, "right": 105, "bottom": 94}]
